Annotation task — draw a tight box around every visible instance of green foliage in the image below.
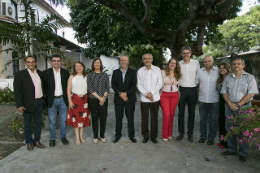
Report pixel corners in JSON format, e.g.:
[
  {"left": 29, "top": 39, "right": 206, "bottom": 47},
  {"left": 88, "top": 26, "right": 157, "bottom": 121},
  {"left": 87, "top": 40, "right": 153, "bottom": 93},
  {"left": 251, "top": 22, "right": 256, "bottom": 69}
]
[
  {"left": 0, "top": 87, "right": 15, "bottom": 104},
  {"left": 9, "top": 114, "right": 34, "bottom": 137}
]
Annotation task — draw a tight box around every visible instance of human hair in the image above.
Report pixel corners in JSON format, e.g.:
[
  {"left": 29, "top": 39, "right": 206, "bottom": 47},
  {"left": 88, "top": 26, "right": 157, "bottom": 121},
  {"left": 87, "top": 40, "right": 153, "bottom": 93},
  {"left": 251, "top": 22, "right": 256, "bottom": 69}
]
[
  {"left": 91, "top": 57, "right": 104, "bottom": 71},
  {"left": 181, "top": 46, "right": 191, "bottom": 53},
  {"left": 232, "top": 57, "right": 245, "bottom": 65},
  {"left": 165, "top": 58, "right": 182, "bottom": 81},
  {"left": 204, "top": 55, "right": 214, "bottom": 61},
  {"left": 51, "top": 54, "right": 61, "bottom": 61},
  {"left": 142, "top": 53, "right": 153, "bottom": 60},
  {"left": 25, "top": 55, "right": 36, "bottom": 62},
  {"left": 72, "top": 61, "right": 86, "bottom": 77},
  {"left": 120, "top": 55, "right": 129, "bottom": 61},
  {"left": 217, "top": 62, "right": 231, "bottom": 83}
]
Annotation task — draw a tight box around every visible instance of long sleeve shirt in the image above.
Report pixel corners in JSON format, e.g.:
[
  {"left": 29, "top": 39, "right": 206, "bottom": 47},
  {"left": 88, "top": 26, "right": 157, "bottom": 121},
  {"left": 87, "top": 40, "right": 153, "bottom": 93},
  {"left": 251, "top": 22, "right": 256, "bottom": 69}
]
[{"left": 87, "top": 72, "right": 110, "bottom": 99}]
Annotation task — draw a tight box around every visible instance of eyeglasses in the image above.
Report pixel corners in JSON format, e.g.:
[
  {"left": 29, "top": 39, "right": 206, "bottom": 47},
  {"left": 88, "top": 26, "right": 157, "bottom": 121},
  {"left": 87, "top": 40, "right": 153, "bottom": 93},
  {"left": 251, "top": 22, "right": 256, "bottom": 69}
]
[
  {"left": 143, "top": 58, "right": 152, "bottom": 60},
  {"left": 52, "top": 60, "right": 61, "bottom": 62},
  {"left": 182, "top": 52, "right": 190, "bottom": 55}
]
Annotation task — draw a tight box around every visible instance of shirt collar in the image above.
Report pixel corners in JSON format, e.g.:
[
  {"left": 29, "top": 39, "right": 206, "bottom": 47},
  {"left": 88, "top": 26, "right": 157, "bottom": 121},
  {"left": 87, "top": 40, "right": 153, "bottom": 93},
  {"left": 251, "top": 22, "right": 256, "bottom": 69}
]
[
  {"left": 120, "top": 68, "right": 128, "bottom": 73},
  {"left": 180, "top": 59, "right": 194, "bottom": 64},
  {"left": 53, "top": 67, "right": 60, "bottom": 73},
  {"left": 144, "top": 64, "right": 154, "bottom": 70},
  {"left": 202, "top": 66, "right": 216, "bottom": 71},
  {"left": 27, "top": 68, "right": 36, "bottom": 74},
  {"left": 231, "top": 70, "right": 247, "bottom": 78}
]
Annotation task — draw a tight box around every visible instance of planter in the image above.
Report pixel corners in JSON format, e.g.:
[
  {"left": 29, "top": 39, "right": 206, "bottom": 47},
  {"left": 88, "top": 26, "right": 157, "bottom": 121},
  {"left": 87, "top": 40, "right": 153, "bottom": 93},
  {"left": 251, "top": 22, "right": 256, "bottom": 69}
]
[
  {"left": 252, "top": 101, "right": 260, "bottom": 107},
  {"left": 43, "top": 114, "right": 60, "bottom": 130}
]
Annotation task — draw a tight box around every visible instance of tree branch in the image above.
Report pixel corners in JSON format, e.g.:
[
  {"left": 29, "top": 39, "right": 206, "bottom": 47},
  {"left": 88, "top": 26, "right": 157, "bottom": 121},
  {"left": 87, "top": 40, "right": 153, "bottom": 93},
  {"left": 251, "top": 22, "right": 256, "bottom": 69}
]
[
  {"left": 141, "top": 0, "right": 151, "bottom": 24},
  {"left": 192, "top": 24, "right": 206, "bottom": 55}
]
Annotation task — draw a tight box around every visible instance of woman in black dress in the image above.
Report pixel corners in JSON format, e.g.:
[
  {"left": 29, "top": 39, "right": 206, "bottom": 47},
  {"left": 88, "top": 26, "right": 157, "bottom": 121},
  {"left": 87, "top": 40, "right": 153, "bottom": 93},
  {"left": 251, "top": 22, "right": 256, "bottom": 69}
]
[{"left": 216, "top": 62, "right": 231, "bottom": 148}]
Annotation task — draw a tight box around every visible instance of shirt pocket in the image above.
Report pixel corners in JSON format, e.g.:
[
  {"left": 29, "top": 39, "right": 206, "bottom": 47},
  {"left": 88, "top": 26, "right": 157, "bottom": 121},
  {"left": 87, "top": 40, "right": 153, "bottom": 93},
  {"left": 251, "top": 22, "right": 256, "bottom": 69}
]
[{"left": 239, "top": 83, "right": 248, "bottom": 93}]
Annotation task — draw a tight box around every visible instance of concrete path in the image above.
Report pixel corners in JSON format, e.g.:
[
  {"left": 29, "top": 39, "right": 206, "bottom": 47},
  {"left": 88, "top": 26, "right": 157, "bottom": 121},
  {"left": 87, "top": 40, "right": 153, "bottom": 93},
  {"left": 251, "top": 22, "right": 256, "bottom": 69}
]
[{"left": 0, "top": 95, "right": 260, "bottom": 173}]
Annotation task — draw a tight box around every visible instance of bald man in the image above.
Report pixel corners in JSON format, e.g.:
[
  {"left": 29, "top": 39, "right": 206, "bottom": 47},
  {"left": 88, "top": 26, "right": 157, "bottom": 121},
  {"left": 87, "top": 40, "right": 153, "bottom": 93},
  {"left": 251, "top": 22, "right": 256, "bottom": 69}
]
[{"left": 196, "top": 55, "right": 219, "bottom": 145}]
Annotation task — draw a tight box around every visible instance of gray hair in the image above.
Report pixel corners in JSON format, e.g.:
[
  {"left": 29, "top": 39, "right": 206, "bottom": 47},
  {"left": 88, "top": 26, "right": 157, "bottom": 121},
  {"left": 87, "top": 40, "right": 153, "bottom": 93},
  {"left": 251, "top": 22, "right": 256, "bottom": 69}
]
[
  {"left": 204, "top": 55, "right": 214, "bottom": 61},
  {"left": 120, "top": 55, "right": 129, "bottom": 61},
  {"left": 142, "top": 53, "right": 153, "bottom": 60},
  {"left": 181, "top": 46, "right": 191, "bottom": 53},
  {"left": 233, "top": 57, "right": 245, "bottom": 65}
]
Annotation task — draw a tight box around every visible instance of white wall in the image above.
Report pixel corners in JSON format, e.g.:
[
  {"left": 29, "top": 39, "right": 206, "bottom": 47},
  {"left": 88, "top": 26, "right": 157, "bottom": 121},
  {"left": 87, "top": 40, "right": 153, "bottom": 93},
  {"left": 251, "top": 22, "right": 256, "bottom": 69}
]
[{"left": 0, "top": 79, "right": 14, "bottom": 91}]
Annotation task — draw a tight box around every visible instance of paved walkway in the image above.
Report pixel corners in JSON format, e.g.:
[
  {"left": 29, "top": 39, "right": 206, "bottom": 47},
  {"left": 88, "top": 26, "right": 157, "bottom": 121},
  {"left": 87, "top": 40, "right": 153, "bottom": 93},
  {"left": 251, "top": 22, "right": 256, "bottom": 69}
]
[{"left": 0, "top": 95, "right": 260, "bottom": 173}]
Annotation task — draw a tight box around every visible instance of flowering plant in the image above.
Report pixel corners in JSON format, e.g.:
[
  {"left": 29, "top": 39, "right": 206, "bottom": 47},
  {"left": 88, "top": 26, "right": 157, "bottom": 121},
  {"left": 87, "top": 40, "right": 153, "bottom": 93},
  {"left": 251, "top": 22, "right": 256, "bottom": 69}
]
[{"left": 220, "top": 106, "right": 260, "bottom": 150}]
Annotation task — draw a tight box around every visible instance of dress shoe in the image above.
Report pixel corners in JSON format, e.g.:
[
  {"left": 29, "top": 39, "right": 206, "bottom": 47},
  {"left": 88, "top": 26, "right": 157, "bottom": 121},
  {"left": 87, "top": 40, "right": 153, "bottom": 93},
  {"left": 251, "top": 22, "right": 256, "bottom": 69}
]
[
  {"left": 33, "top": 141, "right": 45, "bottom": 148},
  {"left": 142, "top": 138, "right": 149, "bottom": 143},
  {"left": 199, "top": 138, "right": 206, "bottom": 143},
  {"left": 113, "top": 137, "right": 120, "bottom": 143},
  {"left": 168, "top": 137, "right": 172, "bottom": 141},
  {"left": 27, "top": 144, "right": 33, "bottom": 150},
  {"left": 61, "top": 137, "right": 69, "bottom": 145},
  {"left": 188, "top": 134, "right": 194, "bottom": 142},
  {"left": 93, "top": 139, "right": 98, "bottom": 144},
  {"left": 129, "top": 137, "right": 137, "bottom": 143},
  {"left": 239, "top": 155, "right": 247, "bottom": 162},
  {"left": 221, "top": 150, "right": 236, "bottom": 156},
  {"left": 217, "top": 143, "right": 222, "bottom": 146},
  {"left": 176, "top": 134, "right": 184, "bottom": 141},
  {"left": 100, "top": 138, "right": 106, "bottom": 143},
  {"left": 219, "top": 145, "right": 226, "bottom": 149},
  {"left": 163, "top": 138, "right": 168, "bottom": 142},
  {"left": 151, "top": 138, "right": 158, "bottom": 144},
  {"left": 207, "top": 140, "right": 214, "bottom": 145},
  {"left": 49, "top": 140, "right": 55, "bottom": 147}
]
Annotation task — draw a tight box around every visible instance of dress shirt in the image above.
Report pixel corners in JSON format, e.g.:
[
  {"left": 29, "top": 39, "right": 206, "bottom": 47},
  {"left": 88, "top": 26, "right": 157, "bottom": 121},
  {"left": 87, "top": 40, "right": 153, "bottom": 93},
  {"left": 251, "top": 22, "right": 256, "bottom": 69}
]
[
  {"left": 27, "top": 68, "right": 43, "bottom": 98},
  {"left": 53, "top": 68, "right": 63, "bottom": 96},
  {"left": 120, "top": 68, "right": 128, "bottom": 83},
  {"left": 221, "top": 71, "right": 259, "bottom": 103},
  {"left": 196, "top": 67, "right": 219, "bottom": 103},
  {"left": 179, "top": 59, "right": 200, "bottom": 87},
  {"left": 137, "top": 65, "right": 162, "bottom": 102}
]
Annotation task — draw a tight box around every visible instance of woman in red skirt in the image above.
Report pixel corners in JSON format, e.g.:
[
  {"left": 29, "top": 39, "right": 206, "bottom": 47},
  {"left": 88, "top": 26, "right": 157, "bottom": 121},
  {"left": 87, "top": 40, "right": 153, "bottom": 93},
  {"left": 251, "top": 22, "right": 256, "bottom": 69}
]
[
  {"left": 160, "top": 59, "right": 182, "bottom": 142},
  {"left": 67, "top": 61, "right": 90, "bottom": 145}
]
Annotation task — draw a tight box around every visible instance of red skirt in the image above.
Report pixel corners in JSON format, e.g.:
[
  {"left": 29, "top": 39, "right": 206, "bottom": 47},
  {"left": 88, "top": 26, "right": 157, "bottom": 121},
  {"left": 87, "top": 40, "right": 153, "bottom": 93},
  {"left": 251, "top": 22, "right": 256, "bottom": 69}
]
[{"left": 67, "top": 93, "right": 91, "bottom": 128}]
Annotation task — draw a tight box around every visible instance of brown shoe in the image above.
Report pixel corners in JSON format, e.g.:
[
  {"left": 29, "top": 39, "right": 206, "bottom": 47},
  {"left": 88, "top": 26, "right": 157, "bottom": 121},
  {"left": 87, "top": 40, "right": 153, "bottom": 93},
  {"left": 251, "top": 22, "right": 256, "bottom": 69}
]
[
  {"left": 27, "top": 144, "right": 33, "bottom": 150},
  {"left": 188, "top": 134, "right": 194, "bottom": 142},
  {"left": 176, "top": 134, "right": 184, "bottom": 141},
  {"left": 33, "top": 141, "right": 45, "bottom": 148}
]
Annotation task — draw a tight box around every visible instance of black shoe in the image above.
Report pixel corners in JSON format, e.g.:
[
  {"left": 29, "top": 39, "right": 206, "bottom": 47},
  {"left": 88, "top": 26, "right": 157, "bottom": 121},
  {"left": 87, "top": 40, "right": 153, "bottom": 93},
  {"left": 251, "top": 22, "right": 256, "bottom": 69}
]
[
  {"left": 49, "top": 140, "right": 55, "bottom": 147},
  {"left": 129, "top": 137, "right": 137, "bottom": 143},
  {"left": 61, "top": 137, "right": 69, "bottom": 145},
  {"left": 142, "top": 138, "right": 149, "bottom": 143},
  {"left": 151, "top": 138, "right": 158, "bottom": 144},
  {"left": 239, "top": 155, "right": 247, "bottom": 162},
  {"left": 199, "top": 138, "right": 206, "bottom": 143},
  {"left": 113, "top": 137, "right": 120, "bottom": 143},
  {"left": 176, "top": 133, "right": 184, "bottom": 141},
  {"left": 207, "top": 140, "right": 214, "bottom": 145},
  {"left": 221, "top": 150, "right": 236, "bottom": 156},
  {"left": 188, "top": 134, "right": 194, "bottom": 142}
]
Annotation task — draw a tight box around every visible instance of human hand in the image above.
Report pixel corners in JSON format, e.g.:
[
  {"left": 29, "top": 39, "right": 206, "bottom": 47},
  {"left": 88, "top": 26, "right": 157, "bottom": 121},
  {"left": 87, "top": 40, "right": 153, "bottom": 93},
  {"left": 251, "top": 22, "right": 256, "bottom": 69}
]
[
  {"left": 69, "top": 101, "right": 74, "bottom": 109},
  {"left": 18, "top": 107, "right": 26, "bottom": 113},
  {"left": 123, "top": 97, "right": 128, "bottom": 102},
  {"left": 119, "top": 92, "right": 127, "bottom": 98},
  {"left": 228, "top": 103, "right": 239, "bottom": 111}
]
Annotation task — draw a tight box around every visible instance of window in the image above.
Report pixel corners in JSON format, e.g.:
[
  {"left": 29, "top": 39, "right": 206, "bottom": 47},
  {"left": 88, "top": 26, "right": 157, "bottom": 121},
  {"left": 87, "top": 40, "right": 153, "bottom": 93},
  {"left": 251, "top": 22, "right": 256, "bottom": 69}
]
[{"left": 12, "top": 52, "right": 19, "bottom": 75}]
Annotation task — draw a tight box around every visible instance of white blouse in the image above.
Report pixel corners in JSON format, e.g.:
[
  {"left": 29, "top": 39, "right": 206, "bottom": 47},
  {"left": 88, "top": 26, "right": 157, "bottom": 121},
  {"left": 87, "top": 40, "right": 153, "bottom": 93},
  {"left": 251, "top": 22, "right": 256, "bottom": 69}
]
[{"left": 72, "top": 75, "right": 87, "bottom": 95}]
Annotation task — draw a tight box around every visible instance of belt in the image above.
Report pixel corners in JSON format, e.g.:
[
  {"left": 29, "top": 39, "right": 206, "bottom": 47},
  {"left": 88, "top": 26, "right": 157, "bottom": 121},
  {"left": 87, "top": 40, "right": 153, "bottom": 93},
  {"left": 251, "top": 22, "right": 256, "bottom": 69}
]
[
  {"left": 179, "top": 86, "right": 197, "bottom": 89},
  {"left": 35, "top": 97, "right": 42, "bottom": 100},
  {"left": 54, "top": 95, "right": 63, "bottom": 98},
  {"left": 242, "top": 102, "right": 251, "bottom": 106}
]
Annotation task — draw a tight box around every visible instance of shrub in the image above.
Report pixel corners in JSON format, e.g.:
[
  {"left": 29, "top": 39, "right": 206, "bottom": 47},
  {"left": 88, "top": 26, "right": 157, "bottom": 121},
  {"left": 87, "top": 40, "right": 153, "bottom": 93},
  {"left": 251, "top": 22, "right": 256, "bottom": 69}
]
[
  {"left": 0, "top": 87, "right": 15, "bottom": 104},
  {"left": 9, "top": 115, "right": 35, "bottom": 137}
]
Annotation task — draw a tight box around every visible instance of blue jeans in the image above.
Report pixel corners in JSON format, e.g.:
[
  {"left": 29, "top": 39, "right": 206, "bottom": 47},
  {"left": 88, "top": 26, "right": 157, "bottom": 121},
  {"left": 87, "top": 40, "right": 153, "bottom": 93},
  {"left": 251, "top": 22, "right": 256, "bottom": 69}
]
[
  {"left": 199, "top": 101, "right": 219, "bottom": 141},
  {"left": 48, "top": 97, "right": 67, "bottom": 140},
  {"left": 23, "top": 98, "right": 43, "bottom": 144},
  {"left": 225, "top": 103, "right": 251, "bottom": 156}
]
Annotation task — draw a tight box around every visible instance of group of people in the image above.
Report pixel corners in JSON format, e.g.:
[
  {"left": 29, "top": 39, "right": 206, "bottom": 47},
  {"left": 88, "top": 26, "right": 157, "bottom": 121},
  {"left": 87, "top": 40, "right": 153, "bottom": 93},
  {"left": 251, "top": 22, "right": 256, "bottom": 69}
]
[{"left": 13, "top": 46, "right": 258, "bottom": 163}]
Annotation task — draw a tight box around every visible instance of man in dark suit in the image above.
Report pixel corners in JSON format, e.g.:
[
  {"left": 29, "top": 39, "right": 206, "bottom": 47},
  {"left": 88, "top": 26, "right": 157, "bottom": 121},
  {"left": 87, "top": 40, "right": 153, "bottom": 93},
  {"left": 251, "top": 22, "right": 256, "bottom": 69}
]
[
  {"left": 112, "top": 55, "right": 137, "bottom": 143},
  {"left": 14, "top": 55, "right": 45, "bottom": 150},
  {"left": 43, "top": 54, "right": 70, "bottom": 147}
]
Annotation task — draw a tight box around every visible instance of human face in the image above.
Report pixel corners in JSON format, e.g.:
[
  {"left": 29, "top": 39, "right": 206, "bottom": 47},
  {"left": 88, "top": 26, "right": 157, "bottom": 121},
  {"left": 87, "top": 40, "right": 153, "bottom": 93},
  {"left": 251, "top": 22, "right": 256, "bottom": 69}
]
[
  {"left": 25, "top": 57, "right": 36, "bottom": 71},
  {"left": 232, "top": 59, "right": 245, "bottom": 73},
  {"left": 181, "top": 49, "right": 192, "bottom": 61},
  {"left": 169, "top": 59, "right": 176, "bottom": 71},
  {"left": 204, "top": 56, "right": 214, "bottom": 69},
  {"left": 142, "top": 54, "right": 153, "bottom": 67},
  {"left": 94, "top": 60, "right": 101, "bottom": 71},
  {"left": 75, "top": 63, "right": 84, "bottom": 74},
  {"left": 219, "top": 65, "right": 228, "bottom": 75},
  {"left": 120, "top": 56, "right": 129, "bottom": 69},
  {"left": 51, "top": 57, "right": 61, "bottom": 69}
]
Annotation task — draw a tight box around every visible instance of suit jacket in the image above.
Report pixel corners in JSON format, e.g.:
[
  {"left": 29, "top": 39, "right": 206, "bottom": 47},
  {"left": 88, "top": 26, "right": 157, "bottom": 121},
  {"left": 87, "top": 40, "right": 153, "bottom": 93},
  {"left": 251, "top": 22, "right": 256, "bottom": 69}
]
[
  {"left": 112, "top": 68, "right": 137, "bottom": 104},
  {"left": 13, "top": 69, "right": 43, "bottom": 112},
  {"left": 43, "top": 67, "right": 70, "bottom": 108}
]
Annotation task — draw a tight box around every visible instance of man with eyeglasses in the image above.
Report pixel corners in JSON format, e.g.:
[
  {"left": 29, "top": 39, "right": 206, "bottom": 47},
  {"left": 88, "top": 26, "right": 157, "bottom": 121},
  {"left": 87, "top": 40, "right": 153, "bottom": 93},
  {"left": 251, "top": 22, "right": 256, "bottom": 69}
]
[
  {"left": 43, "top": 54, "right": 70, "bottom": 147},
  {"left": 176, "top": 46, "right": 200, "bottom": 142},
  {"left": 14, "top": 55, "right": 45, "bottom": 150}
]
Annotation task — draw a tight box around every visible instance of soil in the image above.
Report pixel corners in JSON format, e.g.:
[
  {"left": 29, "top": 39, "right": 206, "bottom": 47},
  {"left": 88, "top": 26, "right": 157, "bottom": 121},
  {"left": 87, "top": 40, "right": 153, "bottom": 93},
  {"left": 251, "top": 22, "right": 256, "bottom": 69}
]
[{"left": 0, "top": 105, "right": 25, "bottom": 160}]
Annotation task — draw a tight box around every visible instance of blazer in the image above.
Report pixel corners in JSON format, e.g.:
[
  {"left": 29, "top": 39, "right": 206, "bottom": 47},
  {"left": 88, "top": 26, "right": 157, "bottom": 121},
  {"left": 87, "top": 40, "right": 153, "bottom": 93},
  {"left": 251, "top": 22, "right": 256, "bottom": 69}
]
[
  {"left": 111, "top": 68, "right": 137, "bottom": 104},
  {"left": 43, "top": 67, "right": 70, "bottom": 108},
  {"left": 13, "top": 69, "right": 43, "bottom": 112}
]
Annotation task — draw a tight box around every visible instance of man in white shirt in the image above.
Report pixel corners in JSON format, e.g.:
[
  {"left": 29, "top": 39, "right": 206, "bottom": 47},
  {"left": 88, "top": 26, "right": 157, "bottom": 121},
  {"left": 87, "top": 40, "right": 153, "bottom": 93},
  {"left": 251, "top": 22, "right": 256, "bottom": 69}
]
[
  {"left": 137, "top": 53, "right": 162, "bottom": 144},
  {"left": 196, "top": 55, "right": 219, "bottom": 145},
  {"left": 177, "top": 46, "right": 200, "bottom": 142}
]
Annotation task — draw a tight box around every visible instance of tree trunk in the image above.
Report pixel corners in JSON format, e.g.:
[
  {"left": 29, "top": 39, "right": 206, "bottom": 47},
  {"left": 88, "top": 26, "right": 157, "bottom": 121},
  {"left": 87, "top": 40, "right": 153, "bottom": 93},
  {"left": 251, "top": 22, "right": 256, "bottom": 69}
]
[{"left": 158, "top": 47, "right": 163, "bottom": 69}]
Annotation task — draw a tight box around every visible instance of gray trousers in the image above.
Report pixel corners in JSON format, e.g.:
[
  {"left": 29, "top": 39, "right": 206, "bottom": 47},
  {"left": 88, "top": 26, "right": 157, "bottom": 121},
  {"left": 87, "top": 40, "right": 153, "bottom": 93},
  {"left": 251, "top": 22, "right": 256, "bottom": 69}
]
[{"left": 225, "top": 102, "right": 251, "bottom": 156}]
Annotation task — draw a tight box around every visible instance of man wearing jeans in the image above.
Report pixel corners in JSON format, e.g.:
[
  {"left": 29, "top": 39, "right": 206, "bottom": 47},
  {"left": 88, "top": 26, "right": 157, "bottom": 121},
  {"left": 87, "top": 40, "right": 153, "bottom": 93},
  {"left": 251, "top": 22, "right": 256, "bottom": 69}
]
[
  {"left": 196, "top": 55, "right": 219, "bottom": 145},
  {"left": 43, "top": 54, "right": 70, "bottom": 147},
  {"left": 221, "top": 57, "right": 258, "bottom": 162}
]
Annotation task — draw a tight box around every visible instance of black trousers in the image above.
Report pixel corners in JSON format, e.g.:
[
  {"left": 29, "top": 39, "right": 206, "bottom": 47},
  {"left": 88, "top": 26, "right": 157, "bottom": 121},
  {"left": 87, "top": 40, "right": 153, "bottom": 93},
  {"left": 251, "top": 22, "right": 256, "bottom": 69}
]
[
  {"left": 115, "top": 103, "right": 135, "bottom": 138},
  {"left": 141, "top": 101, "right": 160, "bottom": 139},
  {"left": 88, "top": 98, "right": 108, "bottom": 139},
  {"left": 178, "top": 87, "right": 197, "bottom": 135}
]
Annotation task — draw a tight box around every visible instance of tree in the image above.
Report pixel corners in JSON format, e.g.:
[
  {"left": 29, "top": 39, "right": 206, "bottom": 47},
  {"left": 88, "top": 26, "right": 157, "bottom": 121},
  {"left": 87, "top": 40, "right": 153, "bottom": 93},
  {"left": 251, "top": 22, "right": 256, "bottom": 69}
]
[{"left": 51, "top": 0, "right": 243, "bottom": 60}]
